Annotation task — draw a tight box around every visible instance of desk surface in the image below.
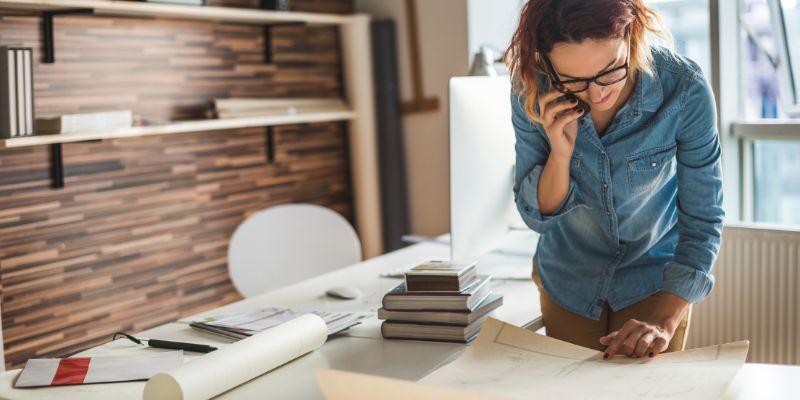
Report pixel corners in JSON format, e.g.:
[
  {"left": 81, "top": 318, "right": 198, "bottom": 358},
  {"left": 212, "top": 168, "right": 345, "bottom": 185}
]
[{"left": 0, "top": 238, "right": 797, "bottom": 399}]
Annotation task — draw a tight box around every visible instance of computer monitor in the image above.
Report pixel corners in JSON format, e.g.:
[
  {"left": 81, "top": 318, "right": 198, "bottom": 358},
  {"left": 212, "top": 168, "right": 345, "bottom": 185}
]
[
  {"left": 769, "top": 0, "right": 800, "bottom": 114},
  {"left": 449, "top": 76, "right": 529, "bottom": 262}
]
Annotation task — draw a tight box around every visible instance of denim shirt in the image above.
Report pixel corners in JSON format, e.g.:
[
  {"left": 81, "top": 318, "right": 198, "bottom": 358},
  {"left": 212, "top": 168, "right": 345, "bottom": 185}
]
[{"left": 512, "top": 47, "right": 724, "bottom": 320}]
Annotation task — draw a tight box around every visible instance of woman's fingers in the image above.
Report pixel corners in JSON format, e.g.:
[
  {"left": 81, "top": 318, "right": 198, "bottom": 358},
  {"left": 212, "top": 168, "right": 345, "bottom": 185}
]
[
  {"left": 543, "top": 98, "right": 579, "bottom": 123},
  {"left": 634, "top": 333, "right": 656, "bottom": 358},
  {"left": 537, "top": 89, "right": 564, "bottom": 116},
  {"left": 623, "top": 329, "right": 646, "bottom": 357},
  {"left": 553, "top": 109, "right": 584, "bottom": 132},
  {"left": 599, "top": 331, "right": 618, "bottom": 346},
  {"left": 649, "top": 337, "right": 669, "bottom": 358},
  {"left": 604, "top": 322, "right": 638, "bottom": 359}
]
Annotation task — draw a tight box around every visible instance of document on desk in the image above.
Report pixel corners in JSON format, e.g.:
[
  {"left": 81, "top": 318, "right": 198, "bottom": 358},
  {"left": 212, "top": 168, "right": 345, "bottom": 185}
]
[
  {"left": 316, "top": 317, "right": 749, "bottom": 400},
  {"left": 420, "top": 317, "right": 749, "bottom": 400},
  {"left": 145, "top": 313, "right": 328, "bottom": 400},
  {"left": 194, "top": 305, "right": 372, "bottom": 338}
]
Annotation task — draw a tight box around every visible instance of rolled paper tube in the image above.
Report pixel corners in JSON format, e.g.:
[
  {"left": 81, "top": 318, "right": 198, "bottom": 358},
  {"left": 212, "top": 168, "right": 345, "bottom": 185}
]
[{"left": 143, "top": 314, "right": 328, "bottom": 400}]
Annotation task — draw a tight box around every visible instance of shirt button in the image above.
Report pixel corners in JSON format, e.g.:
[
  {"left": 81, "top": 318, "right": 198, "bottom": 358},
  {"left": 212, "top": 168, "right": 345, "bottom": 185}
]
[
  {"left": 524, "top": 206, "right": 530, "bottom": 212},
  {"left": 616, "top": 250, "right": 621, "bottom": 255},
  {"left": 651, "top": 162, "right": 657, "bottom": 167},
  {"left": 633, "top": 110, "right": 639, "bottom": 116},
  {"left": 606, "top": 211, "right": 611, "bottom": 215},
  {"left": 603, "top": 183, "right": 608, "bottom": 188},
  {"left": 615, "top": 118, "right": 620, "bottom": 123},
  {"left": 580, "top": 119, "right": 585, "bottom": 125}
]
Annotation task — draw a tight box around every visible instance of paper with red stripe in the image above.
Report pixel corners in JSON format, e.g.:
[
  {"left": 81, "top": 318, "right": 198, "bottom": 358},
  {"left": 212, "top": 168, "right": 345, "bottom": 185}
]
[{"left": 15, "top": 352, "right": 183, "bottom": 387}]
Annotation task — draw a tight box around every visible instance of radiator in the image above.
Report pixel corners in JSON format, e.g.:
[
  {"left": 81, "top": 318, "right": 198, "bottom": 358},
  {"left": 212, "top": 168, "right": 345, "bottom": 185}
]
[{"left": 686, "top": 223, "right": 800, "bottom": 365}]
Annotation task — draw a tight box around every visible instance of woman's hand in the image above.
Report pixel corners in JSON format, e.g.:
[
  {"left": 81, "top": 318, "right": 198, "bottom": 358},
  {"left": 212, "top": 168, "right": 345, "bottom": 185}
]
[
  {"left": 599, "top": 319, "right": 673, "bottom": 359},
  {"left": 537, "top": 89, "right": 584, "bottom": 162},
  {"left": 599, "top": 292, "right": 691, "bottom": 359}
]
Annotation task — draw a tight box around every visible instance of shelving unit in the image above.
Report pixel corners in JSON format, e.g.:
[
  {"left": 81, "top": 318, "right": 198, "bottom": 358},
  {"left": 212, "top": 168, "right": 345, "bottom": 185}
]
[
  {"left": 0, "top": 0, "right": 355, "bottom": 25},
  {"left": 0, "top": 111, "right": 357, "bottom": 148},
  {"left": 0, "top": 0, "right": 383, "bottom": 258}
]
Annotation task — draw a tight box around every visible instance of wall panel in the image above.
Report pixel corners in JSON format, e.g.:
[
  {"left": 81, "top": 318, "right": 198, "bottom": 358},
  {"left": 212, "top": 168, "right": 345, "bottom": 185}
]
[{"left": 0, "top": 0, "right": 354, "bottom": 369}]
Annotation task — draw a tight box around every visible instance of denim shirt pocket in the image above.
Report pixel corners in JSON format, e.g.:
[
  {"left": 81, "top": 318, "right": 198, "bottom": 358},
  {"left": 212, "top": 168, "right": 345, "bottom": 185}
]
[
  {"left": 570, "top": 152, "right": 586, "bottom": 195},
  {"left": 627, "top": 144, "right": 677, "bottom": 193}
]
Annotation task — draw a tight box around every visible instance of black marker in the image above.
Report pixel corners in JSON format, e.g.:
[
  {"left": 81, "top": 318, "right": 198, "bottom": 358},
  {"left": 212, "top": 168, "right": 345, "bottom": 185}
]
[{"left": 147, "top": 339, "right": 218, "bottom": 353}]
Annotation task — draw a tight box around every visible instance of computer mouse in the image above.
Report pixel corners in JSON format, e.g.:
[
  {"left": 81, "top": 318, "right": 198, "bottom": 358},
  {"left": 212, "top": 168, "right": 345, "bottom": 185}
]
[{"left": 325, "top": 286, "right": 362, "bottom": 300}]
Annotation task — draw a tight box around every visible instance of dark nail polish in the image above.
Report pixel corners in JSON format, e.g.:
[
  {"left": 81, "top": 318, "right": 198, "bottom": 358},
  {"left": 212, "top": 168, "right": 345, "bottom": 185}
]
[
  {"left": 603, "top": 353, "right": 609, "bottom": 359},
  {"left": 571, "top": 99, "right": 577, "bottom": 103},
  {"left": 649, "top": 352, "right": 654, "bottom": 358}
]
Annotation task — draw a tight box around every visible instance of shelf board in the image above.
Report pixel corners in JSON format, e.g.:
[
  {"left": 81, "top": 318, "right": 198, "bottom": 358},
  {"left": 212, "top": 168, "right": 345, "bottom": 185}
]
[
  {"left": 0, "top": 110, "right": 357, "bottom": 148},
  {"left": 0, "top": 0, "right": 357, "bottom": 25}
]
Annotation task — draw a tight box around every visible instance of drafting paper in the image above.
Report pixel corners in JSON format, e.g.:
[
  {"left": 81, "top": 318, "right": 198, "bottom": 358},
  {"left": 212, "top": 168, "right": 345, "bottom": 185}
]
[
  {"left": 144, "top": 313, "right": 328, "bottom": 400},
  {"left": 419, "top": 317, "right": 749, "bottom": 400},
  {"left": 315, "top": 369, "right": 511, "bottom": 400},
  {"left": 15, "top": 352, "right": 183, "bottom": 387}
]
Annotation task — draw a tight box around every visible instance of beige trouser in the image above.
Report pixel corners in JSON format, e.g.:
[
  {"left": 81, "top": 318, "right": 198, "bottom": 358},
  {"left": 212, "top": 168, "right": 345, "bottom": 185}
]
[{"left": 532, "top": 259, "right": 691, "bottom": 353}]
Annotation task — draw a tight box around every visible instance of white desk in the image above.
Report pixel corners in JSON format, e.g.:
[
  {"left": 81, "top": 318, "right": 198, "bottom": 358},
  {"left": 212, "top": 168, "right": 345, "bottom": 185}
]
[{"left": 0, "top": 238, "right": 798, "bottom": 399}]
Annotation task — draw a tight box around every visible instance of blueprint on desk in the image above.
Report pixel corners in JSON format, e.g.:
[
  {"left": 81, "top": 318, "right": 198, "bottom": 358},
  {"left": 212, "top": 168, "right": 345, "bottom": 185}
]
[{"left": 419, "top": 317, "right": 748, "bottom": 400}]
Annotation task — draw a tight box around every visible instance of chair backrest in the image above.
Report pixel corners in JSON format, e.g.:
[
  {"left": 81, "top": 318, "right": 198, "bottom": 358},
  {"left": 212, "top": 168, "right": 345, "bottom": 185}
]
[{"left": 228, "top": 204, "right": 362, "bottom": 298}]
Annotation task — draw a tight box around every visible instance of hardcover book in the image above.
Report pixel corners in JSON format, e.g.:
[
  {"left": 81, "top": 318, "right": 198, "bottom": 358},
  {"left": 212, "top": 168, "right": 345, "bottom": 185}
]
[
  {"left": 404, "top": 260, "right": 478, "bottom": 292},
  {"left": 383, "top": 274, "right": 492, "bottom": 312},
  {"left": 378, "top": 293, "right": 503, "bottom": 326}
]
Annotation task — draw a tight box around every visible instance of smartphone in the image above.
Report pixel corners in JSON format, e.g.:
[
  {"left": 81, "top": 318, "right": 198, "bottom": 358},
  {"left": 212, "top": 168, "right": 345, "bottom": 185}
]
[{"left": 564, "top": 93, "right": 591, "bottom": 115}]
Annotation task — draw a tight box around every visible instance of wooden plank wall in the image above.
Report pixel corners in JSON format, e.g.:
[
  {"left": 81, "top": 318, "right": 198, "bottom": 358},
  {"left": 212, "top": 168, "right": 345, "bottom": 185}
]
[{"left": 0, "top": 0, "right": 354, "bottom": 369}]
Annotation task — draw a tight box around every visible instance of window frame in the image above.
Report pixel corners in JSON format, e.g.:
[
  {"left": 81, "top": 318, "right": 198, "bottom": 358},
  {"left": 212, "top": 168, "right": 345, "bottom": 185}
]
[{"left": 713, "top": 0, "right": 800, "bottom": 226}]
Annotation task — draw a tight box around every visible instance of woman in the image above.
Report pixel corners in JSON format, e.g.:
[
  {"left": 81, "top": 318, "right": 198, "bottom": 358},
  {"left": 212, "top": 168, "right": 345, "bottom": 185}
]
[{"left": 507, "top": 0, "right": 723, "bottom": 360}]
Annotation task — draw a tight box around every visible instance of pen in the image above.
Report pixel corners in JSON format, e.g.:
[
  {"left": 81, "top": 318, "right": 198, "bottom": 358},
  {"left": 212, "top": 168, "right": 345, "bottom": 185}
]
[{"left": 147, "top": 339, "right": 218, "bottom": 353}]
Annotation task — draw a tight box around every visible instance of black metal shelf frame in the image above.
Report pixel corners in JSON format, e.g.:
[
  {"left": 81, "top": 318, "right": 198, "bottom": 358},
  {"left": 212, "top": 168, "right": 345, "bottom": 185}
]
[{"left": 33, "top": 6, "right": 309, "bottom": 188}]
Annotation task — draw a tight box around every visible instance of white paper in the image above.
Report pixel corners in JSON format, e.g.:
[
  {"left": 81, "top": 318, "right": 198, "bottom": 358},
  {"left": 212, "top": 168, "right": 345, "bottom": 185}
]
[
  {"left": 198, "top": 305, "right": 372, "bottom": 335},
  {"left": 143, "top": 313, "right": 328, "bottom": 400},
  {"left": 15, "top": 352, "right": 183, "bottom": 387},
  {"left": 419, "top": 317, "right": 749, "bottom": 400}
]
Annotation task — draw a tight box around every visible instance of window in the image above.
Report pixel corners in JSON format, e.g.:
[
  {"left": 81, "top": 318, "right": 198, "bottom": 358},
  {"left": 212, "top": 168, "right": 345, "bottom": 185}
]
[
  {"left": 754, "top": 141, "right": 800, "bottom": 224},
  {"left": 740, "top": 0, "right": 800, "bottom": 226},
  {"left": 645, "top": 0, "right": 712, "bottom": 78}
]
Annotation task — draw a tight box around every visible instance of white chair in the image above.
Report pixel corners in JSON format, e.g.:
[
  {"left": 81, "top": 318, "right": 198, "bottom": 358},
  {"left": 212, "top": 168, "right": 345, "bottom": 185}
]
[{"left": 228, "top": 203, "right": 362, "bottom": 298}]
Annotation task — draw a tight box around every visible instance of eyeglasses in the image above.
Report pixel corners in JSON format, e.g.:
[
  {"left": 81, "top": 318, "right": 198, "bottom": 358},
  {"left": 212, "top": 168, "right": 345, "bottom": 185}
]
[{"left": 541, "top": 33, "right": 631, "bottom": 94}]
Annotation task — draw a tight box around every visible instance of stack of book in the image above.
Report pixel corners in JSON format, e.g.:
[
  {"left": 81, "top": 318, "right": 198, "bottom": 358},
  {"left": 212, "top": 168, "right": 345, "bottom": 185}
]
[
  {"left": 211, "top": 97, "right": 349, "bottom": 119},
  {"left": 36, "top": 110, "right": 133, "bottom": 135},
  {"left": 378, "top": 260, "right": 503, "bottom": 343},
  {"left": 0, "top": 46, "right": 34, "bottom": 138}
]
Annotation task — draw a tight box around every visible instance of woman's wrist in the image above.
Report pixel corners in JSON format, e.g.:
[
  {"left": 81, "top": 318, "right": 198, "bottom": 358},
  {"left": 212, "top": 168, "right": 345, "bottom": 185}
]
[
  {"left": 547, "top": 152, "right": 571, "bottom": 168},
  {"left": 646, "top": 292, "right": 690, "bottom": 336}
]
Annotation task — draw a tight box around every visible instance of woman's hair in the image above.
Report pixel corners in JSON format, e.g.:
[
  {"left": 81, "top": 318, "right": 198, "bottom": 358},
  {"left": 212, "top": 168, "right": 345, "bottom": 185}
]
[{"left": 505, "top": 0, "right": 674, "bottom": 124}]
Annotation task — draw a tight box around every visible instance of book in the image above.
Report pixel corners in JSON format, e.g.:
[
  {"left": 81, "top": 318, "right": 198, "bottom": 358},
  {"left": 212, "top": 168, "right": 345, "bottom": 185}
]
[
  {"left": 212, "top": 97, "right": 348, "bottom": 119},
  {"left": 22, "top": 49, "right": 33, "bottom": 136},
  {"left": 15, "top": 49, "right": 25, "bottom": 137},
  {"left": 380, "top": 313, "right": 493, "bottom": 343},
  {"left": 404, "top": 260, "right": 478, "bottom": 292},
  {"left": 382, "top": 274, "right": 492, "bottom": 312},
  {"left": 0, "top": 46, "right": 17, "bottom": 138},
  {"left": 36, "top": 110, "right": 133, "bottom": 135},
  {"left": 377, "top": 293, "right": 503, "bottom": 326}
]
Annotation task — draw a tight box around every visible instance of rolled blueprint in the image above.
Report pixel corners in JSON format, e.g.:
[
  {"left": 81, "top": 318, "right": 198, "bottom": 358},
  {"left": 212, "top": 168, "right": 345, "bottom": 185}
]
[{"left": 143, "top": 314, "right": 328, "bottom": 400}]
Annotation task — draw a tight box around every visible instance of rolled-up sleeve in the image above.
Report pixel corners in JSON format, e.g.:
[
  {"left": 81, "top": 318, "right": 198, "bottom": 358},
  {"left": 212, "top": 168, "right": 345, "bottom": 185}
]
[
  {"left": 663, "top": 70, "right": 724, "bottom": 304},
  {"left": 512, "top": 90, "right": 586, "bottom": 235}
]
